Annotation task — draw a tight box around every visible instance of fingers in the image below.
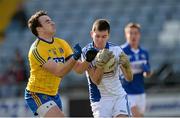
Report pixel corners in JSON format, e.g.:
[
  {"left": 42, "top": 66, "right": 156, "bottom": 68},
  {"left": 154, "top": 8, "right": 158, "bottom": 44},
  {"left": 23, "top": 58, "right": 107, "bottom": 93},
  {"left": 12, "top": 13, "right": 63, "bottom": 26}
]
[
  {"left": 95, "top": 49, "right": 115, "bottom": 69},
  {"left": 119, "top": 52, "right": 129, "bottom": 65},
  {"left": 72, "top": 43, "right": 82, "bottom": 60},
  {"left": 85, "top": 48, "right": 98, "bottom": 62}
]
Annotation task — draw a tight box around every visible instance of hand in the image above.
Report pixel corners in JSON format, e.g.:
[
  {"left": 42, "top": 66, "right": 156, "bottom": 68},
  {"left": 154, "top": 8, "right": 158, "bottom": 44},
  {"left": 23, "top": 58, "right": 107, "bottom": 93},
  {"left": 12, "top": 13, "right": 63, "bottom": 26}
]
[
  {"left": 95, "top": 49, "right": 114, "bottom": 68},
  {"left": 119, "top": 52, "right": 130, "bottom": 69},
  {"left": 85, "top": 48, "right": 98, "bottom": 62},
  {"left": 104, "top": 57, "right": 116, "bottom": 73},
  {"left": 142, "top": 63, "right": 150, "bottom": 72},
  {"left": 72, "top": 43, "right": 82, "bottom": 60}
]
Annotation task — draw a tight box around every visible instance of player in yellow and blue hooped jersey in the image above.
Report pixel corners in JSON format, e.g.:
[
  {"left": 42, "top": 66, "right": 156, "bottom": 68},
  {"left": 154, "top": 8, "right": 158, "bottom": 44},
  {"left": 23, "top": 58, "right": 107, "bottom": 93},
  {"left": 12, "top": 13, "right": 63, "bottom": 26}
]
[
  {"left": 120, "top": 23, "right": 152, "bottom": 117},
  {"left": 24, "top": 11, "right": 97, "bottom": 117}
]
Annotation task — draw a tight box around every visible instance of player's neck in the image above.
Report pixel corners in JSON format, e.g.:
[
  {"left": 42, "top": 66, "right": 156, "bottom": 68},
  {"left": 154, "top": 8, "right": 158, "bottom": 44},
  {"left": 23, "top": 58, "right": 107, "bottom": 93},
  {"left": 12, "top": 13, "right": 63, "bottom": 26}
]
[
  {"left": 38, "top": 34, "right": 53, "bottom": 42},
  {"left": 93, "top": 43, "right": 106, "bottom": 49},
  {"left": 130, "top": 44, "right": 139, "bottom": 50},
  {"left": 94, "top": 45, "right": 105, "bottom": 50}
]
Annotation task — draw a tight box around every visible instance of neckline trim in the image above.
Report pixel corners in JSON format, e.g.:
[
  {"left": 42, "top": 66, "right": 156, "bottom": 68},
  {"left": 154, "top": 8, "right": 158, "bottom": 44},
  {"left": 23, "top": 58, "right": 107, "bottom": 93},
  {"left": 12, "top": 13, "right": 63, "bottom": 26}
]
[{"left": 38, "top": 37, "right": 54, "bottom": 44}]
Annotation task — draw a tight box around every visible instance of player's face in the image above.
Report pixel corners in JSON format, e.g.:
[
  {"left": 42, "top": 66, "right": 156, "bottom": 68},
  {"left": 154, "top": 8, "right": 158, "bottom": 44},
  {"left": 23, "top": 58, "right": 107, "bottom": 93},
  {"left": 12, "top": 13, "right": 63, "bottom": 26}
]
[
  {"left": 38, "top": 15, "right": 56, "bottom": 36},
  {"left": 125, "top": 27, "right": 141, "bottom": 47},
  {"left": 90, "top": 30, "right": 109, "bottom": 49}
]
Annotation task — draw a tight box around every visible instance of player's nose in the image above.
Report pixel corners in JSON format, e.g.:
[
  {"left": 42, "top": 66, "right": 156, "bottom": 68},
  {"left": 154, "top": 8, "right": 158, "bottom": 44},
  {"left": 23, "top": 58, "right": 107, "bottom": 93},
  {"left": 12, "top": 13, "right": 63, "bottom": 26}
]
[{"left": 51, "top": 21, "right": 55, "bottom": 25}]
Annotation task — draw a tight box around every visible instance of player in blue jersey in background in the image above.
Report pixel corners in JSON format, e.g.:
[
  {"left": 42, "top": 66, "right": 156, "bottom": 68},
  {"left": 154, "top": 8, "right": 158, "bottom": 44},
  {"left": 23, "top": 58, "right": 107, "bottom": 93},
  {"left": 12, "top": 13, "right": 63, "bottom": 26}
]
[{"left": 120, "top": 23, "right": 152, "bottom": 117}]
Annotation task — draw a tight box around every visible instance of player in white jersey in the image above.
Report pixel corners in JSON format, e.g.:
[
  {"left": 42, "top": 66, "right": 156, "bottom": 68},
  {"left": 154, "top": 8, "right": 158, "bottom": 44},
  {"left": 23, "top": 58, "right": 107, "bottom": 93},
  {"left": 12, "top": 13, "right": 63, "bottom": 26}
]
[{"left": 81, "top": 19, "right": 133, "bottom": 117}]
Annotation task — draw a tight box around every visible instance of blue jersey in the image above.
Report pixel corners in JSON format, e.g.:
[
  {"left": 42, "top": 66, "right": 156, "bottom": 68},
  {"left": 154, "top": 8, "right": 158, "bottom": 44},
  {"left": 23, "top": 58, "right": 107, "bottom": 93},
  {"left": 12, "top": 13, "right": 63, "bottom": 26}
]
[
  {"left": 120, "top": 42, "right": 151, "bottom": 94},
  {"left": 82, "top": 42, "right": 126, "bottom": 102}
]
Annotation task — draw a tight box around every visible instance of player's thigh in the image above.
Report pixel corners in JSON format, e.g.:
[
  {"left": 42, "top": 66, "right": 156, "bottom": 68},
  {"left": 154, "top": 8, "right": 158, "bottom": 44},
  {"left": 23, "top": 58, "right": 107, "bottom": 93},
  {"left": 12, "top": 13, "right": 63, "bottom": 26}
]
[
  {"left": 25, "top": 90, "right": 63, "bottom": 116},
  {"left": 136, "top": 93, "right": 146, "bottom": 114},
  {"left": 44, "top": 105, "right": 64, "bottom": 117},
  {"left": 115, "top": 114, "right": 128, "bottom": 118},
  {"left": 91, "top": 97, "right": 114, "bottom": 117},
  {"left": 131, "top": 105, "right": 143, "bottom": 117},
  {"left": 36, "top": 100, "right": 64, "bottom": 117},
  {"left": 127, "top": 94, "right": 137, "bottom": 108},
  {"left": 113, "top": 95, "right": 130, "bottom": 117}
]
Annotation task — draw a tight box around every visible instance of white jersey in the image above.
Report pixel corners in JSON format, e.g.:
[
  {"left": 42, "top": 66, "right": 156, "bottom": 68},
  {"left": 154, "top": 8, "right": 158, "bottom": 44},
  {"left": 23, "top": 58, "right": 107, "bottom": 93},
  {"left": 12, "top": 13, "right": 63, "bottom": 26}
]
[{"left": 82, "top": 42, "right": 126, "bottom": 102}]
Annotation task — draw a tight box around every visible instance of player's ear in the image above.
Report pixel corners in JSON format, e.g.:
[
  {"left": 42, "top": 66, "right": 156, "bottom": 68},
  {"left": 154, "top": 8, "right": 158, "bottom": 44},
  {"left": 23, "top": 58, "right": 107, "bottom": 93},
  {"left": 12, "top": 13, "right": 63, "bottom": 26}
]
[{"left": 36, "top": 27, "right": 42, "bottom": 33}]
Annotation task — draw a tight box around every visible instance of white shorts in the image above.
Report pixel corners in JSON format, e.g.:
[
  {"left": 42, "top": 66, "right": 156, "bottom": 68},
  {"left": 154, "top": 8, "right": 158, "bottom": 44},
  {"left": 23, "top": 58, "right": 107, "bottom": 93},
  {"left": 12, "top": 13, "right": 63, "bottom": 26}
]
[
  {"left": 128, "top": 93, "right": 146, "bottom": 114},
  {"left": 90, "top": 95, "right": 131, "bottom": 117},
  {"left": 36, "top": 101, "right": 57, "bottom": 116}
]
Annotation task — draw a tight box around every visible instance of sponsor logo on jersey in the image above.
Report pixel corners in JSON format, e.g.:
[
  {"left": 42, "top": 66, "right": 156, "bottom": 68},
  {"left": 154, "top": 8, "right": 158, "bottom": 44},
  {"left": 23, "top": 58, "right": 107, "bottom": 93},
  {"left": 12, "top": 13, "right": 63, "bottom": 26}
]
[
  {"left": 59, "top": 48, "right": 64, "bottom": 53},
  {"left": 48, "top": 57, "right": 65, "bottom": 63}
]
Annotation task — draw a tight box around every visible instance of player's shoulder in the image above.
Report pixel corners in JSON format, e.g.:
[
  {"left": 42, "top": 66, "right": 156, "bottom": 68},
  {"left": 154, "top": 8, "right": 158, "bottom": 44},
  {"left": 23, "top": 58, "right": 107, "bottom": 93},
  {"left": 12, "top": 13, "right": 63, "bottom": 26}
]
[
  {"left": 54, "top": 37, "right": 64, "bottom": 41},
  {"left": 120, "top": 42, "right": 129, "bottom": 49},
  {"left": 29, "top": 39, "right": 40, "bottom": 51},
  {"left": 108, "top": 42, "right": 122, "bottom": 50},
  {"left": 108, "top": 42, "right": 119, "bottom": 48},
  {"left": 29, "top": 39, "right": 47, "bottom": 55},
  {"left": 108, "top": 42, "right": 124, "bottom": 54},
  {"left": 82, "top": 42, "right": 93, "bottom": 52},
  {"left": 54, "top": 37, "right": 68, "bottom": 44},
  {"left": 29, "top": 39, "right": 40, "bottom": 57},
  {"left": 108, "top": 42, "right": 118, "bottom": 47}
]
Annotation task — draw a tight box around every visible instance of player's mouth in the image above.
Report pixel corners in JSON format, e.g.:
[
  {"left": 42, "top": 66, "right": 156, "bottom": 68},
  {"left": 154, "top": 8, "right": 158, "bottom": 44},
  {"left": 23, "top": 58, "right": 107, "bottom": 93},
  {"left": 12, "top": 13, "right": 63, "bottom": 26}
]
[
  {"left": 52, "top": 25, "right": 56, "bottom": 31},
  {"left": 132, "top": 38, "right": 136, "bottom": 42}
]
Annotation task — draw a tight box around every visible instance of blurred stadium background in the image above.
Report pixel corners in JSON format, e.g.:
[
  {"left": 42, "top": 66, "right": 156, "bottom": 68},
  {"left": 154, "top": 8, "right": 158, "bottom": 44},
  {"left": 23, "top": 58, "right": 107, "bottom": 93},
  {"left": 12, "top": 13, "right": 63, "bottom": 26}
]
[{"left": 0, "top": 0, "right": 180, "bottom": 117}]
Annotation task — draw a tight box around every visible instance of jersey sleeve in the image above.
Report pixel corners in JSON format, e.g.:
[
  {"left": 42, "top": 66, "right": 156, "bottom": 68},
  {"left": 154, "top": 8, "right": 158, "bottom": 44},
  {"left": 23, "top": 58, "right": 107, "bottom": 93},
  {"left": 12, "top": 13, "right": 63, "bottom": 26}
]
[
  {"left": 145, "top": 51, "right": 151, "bottom": 71},
  {"left": 61, "top": 40, "right": 73, "bottom": 58},
  {"left": 29, "top": 47, "right": 49, "bottom": 66},
  {"left": 81, "top": 47, "right": 87, "bottom": 61},
  {"left": 117, "top": 46, "right": 125, "bottom": 56}
]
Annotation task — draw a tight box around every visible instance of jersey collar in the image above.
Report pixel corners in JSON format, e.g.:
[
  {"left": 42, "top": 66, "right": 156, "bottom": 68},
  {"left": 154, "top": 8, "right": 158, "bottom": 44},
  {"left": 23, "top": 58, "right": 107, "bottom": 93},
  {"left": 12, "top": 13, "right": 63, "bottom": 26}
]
[
  {"left": 126, "top": 42, "right": 141, "bottom": 53},
  {"left": 38, "top": 37, "right": 54, "bottom": 44}
]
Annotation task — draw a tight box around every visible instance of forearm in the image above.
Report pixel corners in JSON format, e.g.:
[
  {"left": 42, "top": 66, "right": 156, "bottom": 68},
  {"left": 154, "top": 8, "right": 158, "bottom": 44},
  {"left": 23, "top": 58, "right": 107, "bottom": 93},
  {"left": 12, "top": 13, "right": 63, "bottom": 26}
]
[
  {"left": 120, "top": 65, "right": 133, "bottom": 81},
  {"left": 88, "top": 67, "right": 104, "bottom": 85},
  {"left": 55, "top": 57, "right": 77, "bottom": 77},
  {"left": 73, "top": 60, "right": 90, "bottom": 74}
]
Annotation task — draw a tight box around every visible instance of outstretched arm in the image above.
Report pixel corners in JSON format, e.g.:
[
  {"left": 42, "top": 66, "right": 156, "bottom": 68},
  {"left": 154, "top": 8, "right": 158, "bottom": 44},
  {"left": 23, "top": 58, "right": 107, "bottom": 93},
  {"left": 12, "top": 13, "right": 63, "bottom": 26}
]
[
  {"left": 73, "top": 60, "right": 90, "bottom": 74},
  {"left": 142, "top": 52, "right": 152, "bottom": 78},
  {"left": 73, "top": 48, "right": 98, "bottom": 74},
  {"left": 87, "top": 49, "right": 114, "bottom": 85},
  {"left": 119, "top": 52, "right": 133, "bottom": 81},
  {"left": 120, "top": 64, "right": 133, "bottom": 81},
  {"left": 87, "top": 66, "right": 104, "bottom": 85},
  {"left": 43, "top": 57, "right": 77, "bottom": 78},
  {"left": 42, "top": 44, "right": 82, "bottom": 78}
]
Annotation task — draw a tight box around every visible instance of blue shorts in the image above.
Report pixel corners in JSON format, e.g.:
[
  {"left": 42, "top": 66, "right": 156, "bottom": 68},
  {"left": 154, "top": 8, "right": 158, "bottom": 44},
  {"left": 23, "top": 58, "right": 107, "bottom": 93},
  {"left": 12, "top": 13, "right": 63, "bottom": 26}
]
[{"left": 24, "top": 89, "right": 62, "bottom": 116}]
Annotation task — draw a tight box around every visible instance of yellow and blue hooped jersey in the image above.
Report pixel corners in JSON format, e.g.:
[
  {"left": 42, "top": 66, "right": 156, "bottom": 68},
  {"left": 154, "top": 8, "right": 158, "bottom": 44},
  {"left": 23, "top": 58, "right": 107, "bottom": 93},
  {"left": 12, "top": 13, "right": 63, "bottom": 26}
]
[{"left": 26, "top": 37, "right": 73, "bottom": 96}]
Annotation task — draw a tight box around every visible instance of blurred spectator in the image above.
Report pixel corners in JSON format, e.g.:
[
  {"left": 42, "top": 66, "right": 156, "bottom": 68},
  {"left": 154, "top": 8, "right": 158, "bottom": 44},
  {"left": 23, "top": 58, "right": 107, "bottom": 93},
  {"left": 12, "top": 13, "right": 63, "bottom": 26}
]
[
  {"left": 0, "top": 32, "right": 5, "bottom": 43},
  {"left": 11, "top": 2, "right": 28, "bottom": 30},
  {"left": 0, "top": 49, "right": 27, "bottom": 98},
  {"left": 11, "top": 48, "right": 27, "bottom": 83}
]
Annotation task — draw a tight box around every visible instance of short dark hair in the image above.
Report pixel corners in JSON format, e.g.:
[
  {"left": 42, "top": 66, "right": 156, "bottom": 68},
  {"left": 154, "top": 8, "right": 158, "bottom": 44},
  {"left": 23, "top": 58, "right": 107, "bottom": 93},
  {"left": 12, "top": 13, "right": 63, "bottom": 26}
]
[
  {"left": 124, "top": 22, "right": 141, "bottom": 32},
  {"left": 92, "top": 19, "right": 110, "bottom": 33},
  {"left": 28, "top": 10, "right": 47, "bottom": 36}
]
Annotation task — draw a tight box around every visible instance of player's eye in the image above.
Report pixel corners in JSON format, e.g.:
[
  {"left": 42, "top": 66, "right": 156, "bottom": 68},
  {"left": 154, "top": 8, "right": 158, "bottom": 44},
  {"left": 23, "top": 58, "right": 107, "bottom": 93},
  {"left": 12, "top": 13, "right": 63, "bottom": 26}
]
[
  {"left": 45, "top": 19, "right": 52, "bottom": 24},
  {"left": 96, "top": 35, "right": 100, "bottom": 38},
  {"left": 47, "top": 21, "right": 51, "bottom": 24},
  {"left": 102, "top": 35, "right": 107, "bottom": 38}
]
